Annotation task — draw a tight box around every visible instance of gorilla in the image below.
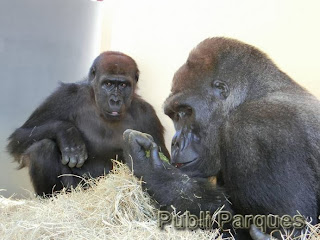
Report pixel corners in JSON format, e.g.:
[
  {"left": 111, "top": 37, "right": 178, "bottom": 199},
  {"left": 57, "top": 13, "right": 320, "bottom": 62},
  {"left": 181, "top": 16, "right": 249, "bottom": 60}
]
[
  {"left": 7, "top": 51, "right": 169, "bottom": 196},
  {"left": 123, "top": 38, "right": 320, "bottom": 239}
]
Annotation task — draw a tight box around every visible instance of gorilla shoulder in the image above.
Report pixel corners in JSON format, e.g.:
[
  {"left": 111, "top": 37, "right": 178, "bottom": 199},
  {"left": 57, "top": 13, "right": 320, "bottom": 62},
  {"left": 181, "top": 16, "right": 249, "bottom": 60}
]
[{"left": 130, "top": 95, "right": 157, "bottom": 117}]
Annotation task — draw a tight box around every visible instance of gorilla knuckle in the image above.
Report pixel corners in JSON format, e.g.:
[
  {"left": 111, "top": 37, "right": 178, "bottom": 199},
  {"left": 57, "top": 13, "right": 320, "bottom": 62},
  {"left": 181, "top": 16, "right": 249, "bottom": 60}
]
[
  {"left": 143, "top": 133, "right": 153, "bottom": 140},
  {"left": 128, "top": 131, "right": 137, "bottom": 141}
]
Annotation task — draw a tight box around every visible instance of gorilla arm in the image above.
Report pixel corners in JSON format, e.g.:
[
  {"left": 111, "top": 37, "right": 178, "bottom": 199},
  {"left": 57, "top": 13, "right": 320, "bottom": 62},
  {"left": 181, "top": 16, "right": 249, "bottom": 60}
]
[
  {"left": 123, "top": 129, "right": 231, "bottom": 215},
  {"left": 137, "top": 101, "right": 170, "bottom": 159},
  {"left": 7, "top": 83, "right": 88, "bottom": 168}
]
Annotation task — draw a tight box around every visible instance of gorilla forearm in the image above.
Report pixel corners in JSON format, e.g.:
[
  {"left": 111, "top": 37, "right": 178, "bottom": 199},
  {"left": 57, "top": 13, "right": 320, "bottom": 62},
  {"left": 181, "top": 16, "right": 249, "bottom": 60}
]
[
  {"left": 7, "top": 121, "right": 79, "bottom": 156},
  {"left": 144, "top": 170, "right": 229, "bottom": 214}
]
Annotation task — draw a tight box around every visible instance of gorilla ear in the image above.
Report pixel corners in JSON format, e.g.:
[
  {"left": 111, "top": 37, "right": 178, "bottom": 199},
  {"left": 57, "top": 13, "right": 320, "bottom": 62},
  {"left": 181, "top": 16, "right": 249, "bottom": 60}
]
[
  {"left": 135, "top": 70, "right": 140, "bottom": 82},
  {"left": 88, "top": 66, "right": 96, "bottom": 81},
  {"left": 212, "top": 80, "right": 230, "bottom": 99}
]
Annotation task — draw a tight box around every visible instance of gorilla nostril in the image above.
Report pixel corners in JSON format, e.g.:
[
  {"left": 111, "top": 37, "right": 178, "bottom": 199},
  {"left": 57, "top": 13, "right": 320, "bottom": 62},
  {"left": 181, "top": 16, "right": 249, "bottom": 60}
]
[
  {"left": 178, "top": 112, "right": 185, "bottom": 119},
  {"left": 110, "top": 99, "right": 121, "bottom": 106}
]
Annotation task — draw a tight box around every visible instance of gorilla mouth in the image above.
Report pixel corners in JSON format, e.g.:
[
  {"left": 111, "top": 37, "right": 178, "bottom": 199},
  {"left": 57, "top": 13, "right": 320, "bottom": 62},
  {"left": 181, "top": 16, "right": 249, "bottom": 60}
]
[
  {"left": 174, "top": 159, "right": 197, "bottom": 168},
  {"left": 107, "top": 111, "right": 121, "bottom": 117},
  {"left": 175, "top": 163, "right": 184, "bottom": 168}
]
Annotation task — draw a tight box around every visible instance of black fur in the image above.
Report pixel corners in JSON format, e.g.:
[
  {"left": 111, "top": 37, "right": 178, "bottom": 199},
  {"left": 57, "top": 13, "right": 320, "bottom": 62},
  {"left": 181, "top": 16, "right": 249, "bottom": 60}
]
[
  {"left": 7, "top": 51, "right": 169, "bottom": 195},
  {"left": 123, "top": 38, "right": 320, "bottom": 239}
]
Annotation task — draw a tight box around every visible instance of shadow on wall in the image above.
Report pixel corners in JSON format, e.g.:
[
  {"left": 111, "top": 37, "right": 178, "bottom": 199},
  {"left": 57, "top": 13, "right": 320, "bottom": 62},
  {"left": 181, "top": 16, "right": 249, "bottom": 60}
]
[{"left": 0, "top": 0, "right": 101, "bottom": 198}]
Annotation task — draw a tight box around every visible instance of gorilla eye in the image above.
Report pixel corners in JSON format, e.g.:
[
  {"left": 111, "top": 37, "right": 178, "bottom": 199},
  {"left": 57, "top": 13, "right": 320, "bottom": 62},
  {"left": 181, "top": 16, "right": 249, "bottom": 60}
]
[
  {"left": 184, "top": 106, "right": 193, "bottom": 116},
  {"left": 178, "top": 106, "right": 193, "bottom": 118},
  {"left": 120, "top": 83, "right": 127, "bottom": 88},
  {"left": 214, "top": 81, "right": 224, "bottom": 89},
  {"left": 102, "top": 82, "right": 113, "bottom": 89}
]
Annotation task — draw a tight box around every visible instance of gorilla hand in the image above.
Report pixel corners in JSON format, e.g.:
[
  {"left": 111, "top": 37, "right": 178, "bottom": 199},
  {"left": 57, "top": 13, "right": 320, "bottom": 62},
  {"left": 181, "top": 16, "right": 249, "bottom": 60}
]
[
  {"left": 123, "top": 129, "right": 167, "bottom": 177},
  {"left": 56, "top": 126, "right": 88, "bottom": 168},
  {"left": 123, "top": 129, "right": 232, "bottom": 217}
]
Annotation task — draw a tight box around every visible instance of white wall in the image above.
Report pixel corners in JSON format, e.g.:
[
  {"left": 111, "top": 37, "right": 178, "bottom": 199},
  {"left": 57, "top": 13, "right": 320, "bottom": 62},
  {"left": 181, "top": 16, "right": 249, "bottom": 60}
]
[
  {"left": 0, "top": 0, "right": 102, "bottom": 198},
  {"left": 101, "top": 0, "right": 320, "bottom": 151}
]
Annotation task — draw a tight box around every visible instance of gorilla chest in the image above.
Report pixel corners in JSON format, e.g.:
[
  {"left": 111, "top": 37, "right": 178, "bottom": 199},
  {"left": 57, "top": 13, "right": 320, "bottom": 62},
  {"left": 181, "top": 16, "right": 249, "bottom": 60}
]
[{"left": 76, "top": 113, "right": 137, "bottom": 159}]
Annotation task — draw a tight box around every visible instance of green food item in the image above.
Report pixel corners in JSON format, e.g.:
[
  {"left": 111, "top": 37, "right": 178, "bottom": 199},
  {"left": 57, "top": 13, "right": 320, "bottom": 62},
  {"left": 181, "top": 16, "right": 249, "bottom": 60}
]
[
  {"left": 145, "top": 150, "right": 170, "bottom": 163},
  {"left": 145, "top": 150, "right": 150, "bottom": 158}
]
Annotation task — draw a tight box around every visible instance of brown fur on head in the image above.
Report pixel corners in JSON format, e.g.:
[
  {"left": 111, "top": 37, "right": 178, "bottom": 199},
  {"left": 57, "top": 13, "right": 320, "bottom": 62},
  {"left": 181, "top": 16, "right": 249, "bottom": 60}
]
[
  {"left": 90, "top": 51, "right": 140, "bottom": 82},
  {"left": 171, "top": 37, "right": 271, "bottom": 94}
]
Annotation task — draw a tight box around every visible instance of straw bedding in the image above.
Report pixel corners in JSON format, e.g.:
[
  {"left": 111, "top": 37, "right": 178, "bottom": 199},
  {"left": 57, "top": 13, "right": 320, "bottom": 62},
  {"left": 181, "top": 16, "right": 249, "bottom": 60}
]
[
  {"left": 0, "top": 162, "right": 319, "bottom": 240},
  {"left": 0, "top": 162, "right": 222, "bottom": 240}
]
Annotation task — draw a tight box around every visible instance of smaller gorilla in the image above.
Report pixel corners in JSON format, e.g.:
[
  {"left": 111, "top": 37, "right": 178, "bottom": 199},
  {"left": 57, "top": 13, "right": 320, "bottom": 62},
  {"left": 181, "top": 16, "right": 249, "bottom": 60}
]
[
  {"left": 7, "top": 51, "right": 169, "bottom": 195},
  {"left": 123, "top": 38, "right": 320, "bottom": 240}
]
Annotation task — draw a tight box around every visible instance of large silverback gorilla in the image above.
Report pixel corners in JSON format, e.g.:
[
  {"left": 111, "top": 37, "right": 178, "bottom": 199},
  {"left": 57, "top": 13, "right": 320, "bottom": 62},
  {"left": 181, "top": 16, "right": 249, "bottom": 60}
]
[
  {"left": 123, "top": 38, "right": 320, "bottom": 239},
  {"left": 7, "top": 51, "right": 169, "bottom": 196}
]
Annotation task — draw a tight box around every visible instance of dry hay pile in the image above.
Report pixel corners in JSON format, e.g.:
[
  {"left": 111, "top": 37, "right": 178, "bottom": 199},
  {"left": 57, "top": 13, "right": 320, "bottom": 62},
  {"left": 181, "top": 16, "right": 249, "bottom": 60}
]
[
  {"left": 0, "top": 162, "right": 319, "bottom": 240},
  {"left": 0, "top": 162, "right": 222, "bottom": 240}
]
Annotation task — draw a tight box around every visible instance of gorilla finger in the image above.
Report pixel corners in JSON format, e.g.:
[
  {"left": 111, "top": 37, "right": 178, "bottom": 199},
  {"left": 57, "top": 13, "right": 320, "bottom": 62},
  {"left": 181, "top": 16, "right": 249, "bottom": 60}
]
[
  {"left": 76, "top": 156, "right": 86, "bottom": 168},
  {"left": 249, "top": 225, "right": 274, "bottom": 240},
  {"left": 124, "top": 153, "right": 134, "bottom": 171},
  {"left": 150, "top": 144, "right": 162, "bottom": 167},
  {"left": 130, "top": 132, "right": 154, "bottom": 150},
  {"left": 61, "top": 154, "right": 70, "bottom": 165},
  {"left": 68, "top": 155, "right": 78, "bottom": 168},
  {"left": 123, "top": 129, "right": 134, "bottom": 142},
  {"left": 124, "top": 129, "right": 154, "bottom": 144},
  {"left": 144, "top": 133, "right": 154, "bottom": 142},
  {"left": 123, "top": 130, "right": 153, "bottom": 163},
  {"left": 80, "top": 148, "right": 88, "bottom": 160}
]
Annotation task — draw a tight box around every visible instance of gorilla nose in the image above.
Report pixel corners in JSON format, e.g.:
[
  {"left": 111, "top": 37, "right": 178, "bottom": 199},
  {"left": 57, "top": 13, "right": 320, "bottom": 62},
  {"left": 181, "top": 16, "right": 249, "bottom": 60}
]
[{"left": 109, "top": 97, "right": 122, "bottom": 107}]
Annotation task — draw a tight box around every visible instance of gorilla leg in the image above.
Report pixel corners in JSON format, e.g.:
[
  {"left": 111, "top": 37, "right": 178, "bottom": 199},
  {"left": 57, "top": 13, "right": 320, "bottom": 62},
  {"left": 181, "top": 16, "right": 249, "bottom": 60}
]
[{"left": 23, "top": 139, "right": 77, "bottom": 195}]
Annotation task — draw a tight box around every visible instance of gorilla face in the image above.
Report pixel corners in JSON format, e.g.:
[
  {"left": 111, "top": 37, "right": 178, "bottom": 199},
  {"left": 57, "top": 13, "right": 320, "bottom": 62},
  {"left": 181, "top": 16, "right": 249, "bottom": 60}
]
[
  {"left": 164, "top": 63, "right": 230, "bottom": 178},
  {"left": 93, "top": 72, "right": 134, "bottom": 120},
  {"left": 89, "top": 52, "right": 139, "bottom": 121}
]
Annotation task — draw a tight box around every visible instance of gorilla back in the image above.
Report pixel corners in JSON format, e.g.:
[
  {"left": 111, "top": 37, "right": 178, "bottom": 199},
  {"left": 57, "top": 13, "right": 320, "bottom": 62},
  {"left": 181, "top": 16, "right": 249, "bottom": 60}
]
[
  {"left": 123, "top": 38, "right": 320, "bottom": 239},
  {"left": 7, "top": 51, "right": 169, "bottom": 195}
]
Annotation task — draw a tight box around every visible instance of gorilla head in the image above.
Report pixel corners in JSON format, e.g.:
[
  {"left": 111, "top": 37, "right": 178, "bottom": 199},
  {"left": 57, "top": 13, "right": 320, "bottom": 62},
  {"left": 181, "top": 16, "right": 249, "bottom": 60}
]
[
  {"left": 89, "top": 51, "right": 139, "bottom": 120},
  {"left": 164, "top": 37, "right": 300, "bottom": 179}
]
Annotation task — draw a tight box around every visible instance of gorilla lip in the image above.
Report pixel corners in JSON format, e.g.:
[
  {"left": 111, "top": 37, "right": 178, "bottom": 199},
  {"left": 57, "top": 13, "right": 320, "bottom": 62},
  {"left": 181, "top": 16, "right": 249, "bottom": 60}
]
[
  {"left": 175, "top": 163, "right": 184, "bottom": 168},
  {"left": 108, "top": 111, "right": 121, "bottom": 117},
  {"left": 173, "top": 159, "right": 197, "bottom": 168}
]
